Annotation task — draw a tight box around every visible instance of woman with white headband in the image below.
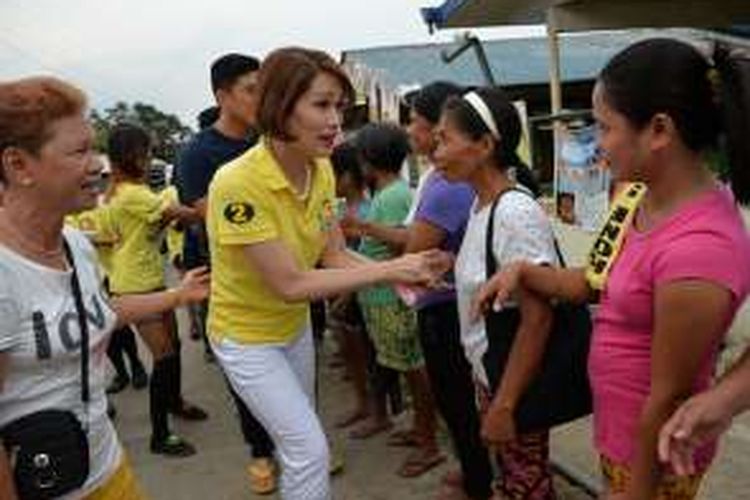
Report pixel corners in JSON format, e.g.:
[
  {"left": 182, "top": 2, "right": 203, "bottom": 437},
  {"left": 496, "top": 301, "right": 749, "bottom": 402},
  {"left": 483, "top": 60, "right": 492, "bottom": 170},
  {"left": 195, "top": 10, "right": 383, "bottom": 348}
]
[{"left": 433, "top": 87, "right": 557, "bottom": 499}]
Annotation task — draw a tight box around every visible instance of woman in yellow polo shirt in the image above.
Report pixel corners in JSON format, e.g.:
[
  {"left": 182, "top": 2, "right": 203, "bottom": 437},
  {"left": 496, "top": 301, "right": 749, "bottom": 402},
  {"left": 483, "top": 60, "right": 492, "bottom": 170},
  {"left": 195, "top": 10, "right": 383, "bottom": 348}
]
[
  {"left": 106, "top": 124, "right": 207, "bottom": 458},
  {"left": 206, "top": 47, "right": 451, "bottom": 500},
  {"left": 69, "top": 192, "right": 149, "bottom": 399},
  {"left": 72, "top": 159, "right": 153, "bottom": 397}
]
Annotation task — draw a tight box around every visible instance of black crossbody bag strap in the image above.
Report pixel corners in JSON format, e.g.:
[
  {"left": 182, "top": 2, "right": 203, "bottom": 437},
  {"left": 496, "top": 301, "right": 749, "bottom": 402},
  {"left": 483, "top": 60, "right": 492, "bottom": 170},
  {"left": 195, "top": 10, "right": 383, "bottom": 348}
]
[
  {"left": 482, "top": 187, "right": 593, "bottom": 434},
  {"left": 0, "top": 238, "right": 93, "bottom": 498},
  {"left": 485, "top": 186, "right": 566, "bottom": 280},
  {"left": 62, "top": 239, "right": 90, "bottom": 429},
  {"left": 485, "top": 189, "right": 507, "bottom": 279}
]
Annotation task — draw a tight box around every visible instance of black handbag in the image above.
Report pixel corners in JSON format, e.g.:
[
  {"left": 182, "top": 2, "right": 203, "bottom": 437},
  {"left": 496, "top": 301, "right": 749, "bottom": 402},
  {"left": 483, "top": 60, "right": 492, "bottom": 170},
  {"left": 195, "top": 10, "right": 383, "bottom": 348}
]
[
  {"left": 481, "top": 188, "right": 593, "bottom": 434},
  {"left": 1, "top": 239, "right": 91, "bottom": 499}
]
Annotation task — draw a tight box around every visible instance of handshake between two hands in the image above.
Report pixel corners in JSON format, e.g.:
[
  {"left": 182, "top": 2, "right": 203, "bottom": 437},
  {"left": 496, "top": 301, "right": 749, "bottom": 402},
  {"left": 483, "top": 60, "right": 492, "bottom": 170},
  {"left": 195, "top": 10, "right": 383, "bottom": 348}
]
[
  {"left": 175, "top": 252, "right": 522, "bottom": 328},
  {"left": 391, "top": 249, "right": 452, "bottom": 306},
  {"left": 391, "top": 253, "right": 524, "bottom": 316}
]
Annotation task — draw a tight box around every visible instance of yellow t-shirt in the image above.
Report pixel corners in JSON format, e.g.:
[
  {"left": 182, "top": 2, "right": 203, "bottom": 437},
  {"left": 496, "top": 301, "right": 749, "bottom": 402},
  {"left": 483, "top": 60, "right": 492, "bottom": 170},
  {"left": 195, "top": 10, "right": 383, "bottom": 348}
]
[
  {"left": 207, "top": 139, "right": 337, "bottom": 344},
  {"left": 108, "top": 182, "right": 167, "bottom": 294},
  {"left": 159, "top": 186, "right": 185, "bottom": 265},
  {"left": 67, "top": 206, "right": 120, "bottom": 278}
]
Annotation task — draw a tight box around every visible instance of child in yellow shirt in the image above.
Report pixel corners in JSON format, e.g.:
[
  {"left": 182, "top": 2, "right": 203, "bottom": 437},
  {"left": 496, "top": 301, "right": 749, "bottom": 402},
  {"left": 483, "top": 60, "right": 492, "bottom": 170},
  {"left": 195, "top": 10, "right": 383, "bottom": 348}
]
[{"left": 107, "top": 124, "right": 205, "bottom": 457}]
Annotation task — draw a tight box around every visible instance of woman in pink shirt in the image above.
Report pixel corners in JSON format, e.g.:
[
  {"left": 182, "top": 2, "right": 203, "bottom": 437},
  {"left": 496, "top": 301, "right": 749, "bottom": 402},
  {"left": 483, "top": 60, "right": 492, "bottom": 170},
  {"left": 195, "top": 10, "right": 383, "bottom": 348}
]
[{"left": 475, "top": 39, "right": 750, "bottom": 499}]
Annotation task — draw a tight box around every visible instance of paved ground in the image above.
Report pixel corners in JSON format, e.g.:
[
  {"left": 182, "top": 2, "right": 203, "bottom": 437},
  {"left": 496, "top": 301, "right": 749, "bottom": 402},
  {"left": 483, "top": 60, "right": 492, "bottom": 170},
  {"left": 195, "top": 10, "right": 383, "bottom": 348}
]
[
  {"left": 109, "top": 221, "right": 750, "bottom": 499},
  {"left": 110, "top": 311, "right": 750, "bottom": 499}
]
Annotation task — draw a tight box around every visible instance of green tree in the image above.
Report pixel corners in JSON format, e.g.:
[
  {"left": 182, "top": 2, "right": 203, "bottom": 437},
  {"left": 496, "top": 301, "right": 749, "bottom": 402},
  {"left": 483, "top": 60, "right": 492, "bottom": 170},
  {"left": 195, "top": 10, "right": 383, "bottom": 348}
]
[
  {"left": 90, "top": 101, "right": 193, "bottom": 164},
  {"left": 90, "top": 108, "right": 110, "bottom": 152}
]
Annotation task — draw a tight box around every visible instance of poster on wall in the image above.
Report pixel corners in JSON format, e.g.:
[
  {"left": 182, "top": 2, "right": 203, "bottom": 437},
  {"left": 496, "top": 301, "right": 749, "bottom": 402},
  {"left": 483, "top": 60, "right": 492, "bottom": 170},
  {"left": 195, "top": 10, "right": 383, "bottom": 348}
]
[{"left": 556, "top": 124, "right": 611, "bottom": 231}]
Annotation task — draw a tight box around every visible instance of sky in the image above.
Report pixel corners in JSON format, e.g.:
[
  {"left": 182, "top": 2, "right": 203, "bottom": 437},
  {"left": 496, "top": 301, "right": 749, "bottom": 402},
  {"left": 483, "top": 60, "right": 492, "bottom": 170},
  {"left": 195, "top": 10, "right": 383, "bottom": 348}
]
[{"left": 0, "top": 0, "right": 544, "bottom": 127}]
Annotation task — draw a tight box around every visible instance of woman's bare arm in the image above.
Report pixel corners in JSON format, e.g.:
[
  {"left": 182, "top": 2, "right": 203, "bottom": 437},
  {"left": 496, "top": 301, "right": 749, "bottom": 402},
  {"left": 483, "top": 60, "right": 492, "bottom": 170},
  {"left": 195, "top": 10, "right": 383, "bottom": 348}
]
[
  {"left": 110, "top": 268, "right": 209, "bottom": 328},
  {"left": 474, "top": 262, "right": 591, "bottom": 319},
  {"left": 628, "top": 280, "right": 732, "bottom": 498},
  {"left": 241, "top": 225, "right": 451, "bottom": 303}
]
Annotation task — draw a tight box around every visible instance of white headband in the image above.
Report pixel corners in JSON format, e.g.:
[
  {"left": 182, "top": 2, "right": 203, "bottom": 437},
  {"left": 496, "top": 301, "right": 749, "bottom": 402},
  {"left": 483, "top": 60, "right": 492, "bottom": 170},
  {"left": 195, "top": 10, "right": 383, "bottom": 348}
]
[{"left": 462, "top": 91, "right": 500, "bottom": 139}]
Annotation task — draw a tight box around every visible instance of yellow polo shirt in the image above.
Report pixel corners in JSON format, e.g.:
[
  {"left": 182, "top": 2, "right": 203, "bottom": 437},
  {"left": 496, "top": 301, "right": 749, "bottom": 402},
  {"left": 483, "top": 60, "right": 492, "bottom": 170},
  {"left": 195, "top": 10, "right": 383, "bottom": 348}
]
[
  {"left": 206, "top": 139, "right": 337, "bottom": 344},
  {"left": 159, "top": 186, "right": 185, "bottom": 265},
  {"left": 67, "top": 205, "right": 120, "bottom": 278},
  {"left": 108, "top": 182, "right": 167, "bottom": 294}
]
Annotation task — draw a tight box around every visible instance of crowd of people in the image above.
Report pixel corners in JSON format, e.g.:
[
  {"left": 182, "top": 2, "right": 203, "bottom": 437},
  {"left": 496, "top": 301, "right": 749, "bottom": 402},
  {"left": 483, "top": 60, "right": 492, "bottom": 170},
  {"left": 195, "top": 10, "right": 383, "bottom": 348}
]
[{"left": 1, "top": 36, "right": 750, "bottom": 500}]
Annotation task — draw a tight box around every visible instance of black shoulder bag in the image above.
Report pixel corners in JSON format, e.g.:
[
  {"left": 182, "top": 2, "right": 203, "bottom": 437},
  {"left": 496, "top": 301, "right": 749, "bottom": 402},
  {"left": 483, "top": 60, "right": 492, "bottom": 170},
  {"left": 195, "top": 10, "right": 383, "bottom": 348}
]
[
  {"left": 1, "top": 239, "right": 91, "bottom": 499},
  {"left": 481, "top": 188, "right": 593, "bottom": 434}
]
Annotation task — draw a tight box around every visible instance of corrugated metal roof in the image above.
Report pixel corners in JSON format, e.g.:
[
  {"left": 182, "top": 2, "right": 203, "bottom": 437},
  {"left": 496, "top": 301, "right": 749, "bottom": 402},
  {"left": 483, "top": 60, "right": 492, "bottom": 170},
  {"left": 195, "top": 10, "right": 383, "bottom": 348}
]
[{"left": 342, "top": 29, "right": 704, "bottom": 89}]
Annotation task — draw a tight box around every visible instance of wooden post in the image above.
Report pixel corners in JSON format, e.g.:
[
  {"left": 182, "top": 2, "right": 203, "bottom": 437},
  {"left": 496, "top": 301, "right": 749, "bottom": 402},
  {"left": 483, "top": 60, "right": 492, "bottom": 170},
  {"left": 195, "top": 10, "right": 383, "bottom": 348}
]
[{"left": 547, "top": 8, "right": 563, "bottom": 203}]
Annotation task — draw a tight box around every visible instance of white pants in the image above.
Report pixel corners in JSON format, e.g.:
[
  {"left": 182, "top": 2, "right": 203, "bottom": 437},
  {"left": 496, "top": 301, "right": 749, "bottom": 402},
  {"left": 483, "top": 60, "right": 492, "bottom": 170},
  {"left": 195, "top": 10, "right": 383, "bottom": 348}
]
[{"left": 212, "top": 326, "right": 330, "bottom": 500}]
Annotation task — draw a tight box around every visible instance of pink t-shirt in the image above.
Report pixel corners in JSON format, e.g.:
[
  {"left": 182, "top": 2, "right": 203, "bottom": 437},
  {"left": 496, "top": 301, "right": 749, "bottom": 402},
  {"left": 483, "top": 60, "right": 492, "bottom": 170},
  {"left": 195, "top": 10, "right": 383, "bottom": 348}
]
[{"left": 589, "top": 185, "right": 750, "bottom": 469}]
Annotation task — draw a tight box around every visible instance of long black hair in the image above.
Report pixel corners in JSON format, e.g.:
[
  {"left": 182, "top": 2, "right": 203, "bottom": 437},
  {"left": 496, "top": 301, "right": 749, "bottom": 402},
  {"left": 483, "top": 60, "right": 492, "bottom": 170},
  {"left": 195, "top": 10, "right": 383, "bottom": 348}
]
[
  {"left": 442, "top": 87, "right": 540, "bottom": 196},
  {"left": 599, "top": 38, "right": 750, "bottom": 204}
]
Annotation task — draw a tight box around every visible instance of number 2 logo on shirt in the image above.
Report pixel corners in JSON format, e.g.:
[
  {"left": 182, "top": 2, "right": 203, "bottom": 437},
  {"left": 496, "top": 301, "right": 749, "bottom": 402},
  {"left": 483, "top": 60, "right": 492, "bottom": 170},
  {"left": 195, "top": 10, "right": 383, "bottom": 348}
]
[{"left": 224, "top": 202, "right": 255, "bottom": 225}]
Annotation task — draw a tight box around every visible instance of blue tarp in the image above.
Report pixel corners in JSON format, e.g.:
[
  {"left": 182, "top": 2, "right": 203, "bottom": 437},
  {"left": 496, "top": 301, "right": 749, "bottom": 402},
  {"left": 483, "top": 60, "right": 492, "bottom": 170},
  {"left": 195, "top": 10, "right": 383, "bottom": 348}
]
[
  {"left": 420, "top": 0, "right": 467, "bottom": 31},
  {"left": 419, "top": 1, "right": 750, "bottom": 35}
]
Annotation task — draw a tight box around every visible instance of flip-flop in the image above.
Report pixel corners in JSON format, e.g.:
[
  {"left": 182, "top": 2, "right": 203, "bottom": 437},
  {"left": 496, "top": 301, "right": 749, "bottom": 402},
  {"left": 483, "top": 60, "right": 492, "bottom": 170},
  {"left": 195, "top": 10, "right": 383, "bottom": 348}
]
[
  {"left": 387, "top": 429, "right": 420, "bottom": 447},
  {"left": 328, "top": 356, "right": 345, "bottom": 368},
  {"left": 171, "top": 402, "right": 209, "bottom": 421},
  {"left": 441, "top": 468, "right": 463, "bottom": 487},
  {"left": 329, "top": 453, "right": 345, "bottom": 476},
  {"left": 349, "top": 419, "right": 394, "bottom": 439},
  {"left": 397, "top": 449, "right": 447, "bottom": 478},
  {"left": 247, "top": 458, "right": 276, "bottom": 495},
  {"left": 334, "top": 409, "right": 369, "bottom": 429},
  {"left": 435, "top": 483, "right": 472, "bottom": 500}
]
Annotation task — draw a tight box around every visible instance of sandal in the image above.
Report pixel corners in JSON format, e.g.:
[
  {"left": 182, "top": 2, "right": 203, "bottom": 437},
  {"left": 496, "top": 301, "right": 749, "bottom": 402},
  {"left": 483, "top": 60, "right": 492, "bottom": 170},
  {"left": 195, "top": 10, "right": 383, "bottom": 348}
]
[
  {"left": 441, "top": 468, "right": 464, "bottom": 487},
  {"left": 247, "top": 458, "right": 276, "bottom": 495},
  {"left": 435, "top": 483, "right": 473, "bottom": 500},
  {"left": 387, "top": 429, "right": 420, "bottom": 447},
  {"left": 329, "top": 448, "right": 345, "bottom": 476},
  {"left": 397, "top": 448, "right": 446, "bottom": 478},
  {"left": 349, "top": 418, "right": 393, "bottom": 439},
  {"left": 328, "top": 355, "right": 345, "bottom": 368},
  {"left": 335, "top": 408, "right": 369, "bottom": 429},
  {"left": 171, "top": 401, "right": 209, "bottom": 421}
]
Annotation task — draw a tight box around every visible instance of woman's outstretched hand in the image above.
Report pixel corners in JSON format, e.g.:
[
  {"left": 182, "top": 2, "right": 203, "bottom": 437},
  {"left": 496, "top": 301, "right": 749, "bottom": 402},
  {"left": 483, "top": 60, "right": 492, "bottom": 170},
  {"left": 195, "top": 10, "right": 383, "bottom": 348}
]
[
  {"left": 390, "top": 249, "right": 453, "bottom": 288},
  {"left": 471, "top": 261, "right": 525, "bottom": 322},
  {"left": 658, "top": 390, "right": 734, "bottom": 476},
  {"left": 340, "top": 214, "right": 366, "bottom": 239}
]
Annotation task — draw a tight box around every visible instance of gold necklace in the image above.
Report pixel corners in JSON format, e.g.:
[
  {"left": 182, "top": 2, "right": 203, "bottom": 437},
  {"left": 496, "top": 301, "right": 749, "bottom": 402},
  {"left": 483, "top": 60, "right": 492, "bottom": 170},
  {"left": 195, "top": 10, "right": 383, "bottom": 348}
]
[
  {"left": 0, "top": 214, "right": 65, "bottom": 262},
  {"left": 296, "top": 167, "right": 312, "bottom": 200}
]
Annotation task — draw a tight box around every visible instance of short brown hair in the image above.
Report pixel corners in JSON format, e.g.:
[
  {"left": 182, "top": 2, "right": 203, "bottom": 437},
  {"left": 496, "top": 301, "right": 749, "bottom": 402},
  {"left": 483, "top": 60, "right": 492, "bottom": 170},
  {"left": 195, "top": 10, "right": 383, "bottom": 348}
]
[
  {"left": 0, "top": 77, "right": 87, "bottom": 182},
  {"left": 256, "top": 47, "right": 354, "bottom": 141}
]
